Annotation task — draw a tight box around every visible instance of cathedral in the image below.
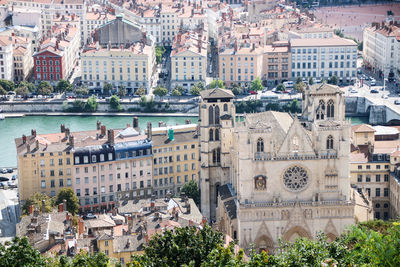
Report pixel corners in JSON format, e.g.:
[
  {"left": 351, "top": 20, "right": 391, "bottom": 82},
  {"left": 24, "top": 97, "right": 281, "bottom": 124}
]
[{"left": 199, "top": 83, "right": 371, "bottom": 252}]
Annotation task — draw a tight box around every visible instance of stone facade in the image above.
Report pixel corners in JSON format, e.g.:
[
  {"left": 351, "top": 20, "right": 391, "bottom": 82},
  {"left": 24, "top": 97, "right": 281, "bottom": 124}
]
[{"left": 199, "top": 84, "right": 371, "bottom": 252}]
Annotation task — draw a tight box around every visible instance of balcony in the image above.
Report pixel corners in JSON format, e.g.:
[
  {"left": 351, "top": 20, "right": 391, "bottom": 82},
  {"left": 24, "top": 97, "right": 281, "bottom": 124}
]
[{"left": 254, "top": 150, "right": 337, "bottom": 161}]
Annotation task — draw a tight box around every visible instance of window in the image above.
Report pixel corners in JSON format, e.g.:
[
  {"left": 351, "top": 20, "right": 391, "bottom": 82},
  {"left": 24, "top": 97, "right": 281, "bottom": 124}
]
[
  {"left": 223, "top": 103, "right": 228, "bottom": 112},
  {"left": 316, "top": 100, "right": 325, "bottom": 120},
  {"left": 212, "top": 148, "right": 221, "bottom": 163},
  {"left": 209, "top": 129, "right": 213, "bottom": 141},
  {"left": 358, "top": 165, "right": 362, "bottom": 170},
  {"left": 215, "top": 106, "right": 220, "bottom": 124},
  {"left": 376, "top": 188, "right": 380, "bottom": 197},
  {"left": 41, "top": 180, "right": 46, "bottom": 188},
  {"left": 384, "top": 188, "right": 389, "bottom": 197},
  {"left": 357, "top": 175, "right": 362, "bottom": 182},
  {"left": 257, "top": 138, "right": 264, "bottom": 152},
  {"left": 376, "top": 175, "right": 381, "bottom": 182},
  {"left": 215, "top": 129, "right": 220, "bottom": 141},
  {"left": 366, "top": 175, "right": 371, "bottom": 182},
  {"left": 326, "top": 135, "right": 333, "bottom": 150},
  {"left": 208, "top": 106, "right": 214, "bottom": 125},
  {"left": 384, "top": 174, "right": 389, "bottom": 182}
]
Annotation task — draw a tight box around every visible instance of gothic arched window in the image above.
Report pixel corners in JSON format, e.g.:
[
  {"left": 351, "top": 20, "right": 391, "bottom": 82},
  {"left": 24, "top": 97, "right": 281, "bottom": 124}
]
[
  {"left": 215, "top": 106, "right": 220, "bottom": 124},
  {"left": 326, "top": 135, "right": 334, "bottom": 150},
  {"left": 223, "top": 103, "right": 228, "bottom": 112},
  {"left": 215, "top": 129, "right": 220, "bottom": 141},
  {"left": 212, "top": 148, "right": 221, "bottom": 163},
  {"left": 209, "top": 129, "right": 214, "bottom": 141},
  {"left": 257, "top": 138, "right": 264, "bottom": 152},
  {"left": 327, "top": 99, "right": 334, "bottom": 119},
  {"left": 209, "top": 106, "right": 214, "bottom": 125},
  {"left": 316, "top": 100, "right": 325, "bottom": 120}
]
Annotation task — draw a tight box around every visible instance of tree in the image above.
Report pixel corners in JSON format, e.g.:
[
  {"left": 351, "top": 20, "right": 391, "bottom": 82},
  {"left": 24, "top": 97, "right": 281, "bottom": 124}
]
[
  {"left": 135, "top": 87, "right": 146, "bottom": 96},
  {"left": 172, "top": 88, "right": 181, "bottom": 99},
  {"left": 174, "top": 85, "right": 185, "bottom": 94},
  {"left": 0, "top": 85, "right": 6, "bottom": 95},
  {"left": 296, "top": 77, "right": 303, "bottom": 84},
  {"left": 117, "top": 85, "right": 127, "bottom": 98},
  {"left": 71, "top": 251, "right": 110, "bottom": 267},
  {"left": 55, "top": 79, "right": 73, "bottom": 93},
  {"left": 250, "top": 77, "right": 263, "bottom": 91},
  {"left": 37, "top": 81, "right": 53, "bottom": 95},
  {"left": 15, "top": 86, "right": 29, "bottom": 97},
  {"left": 22, "top": 192, "right": 54, "bottom": 215},
  {"left": 328, "top": 75, "right": 338, "bottom": 85},
  {"left": 153, "top": 86, "right": 168, "bottom": 99},
  {"left": 231, "top": 84, "right": 242, "bottom": 95},
  {"left": 55, "top": 188, "right": 79, "bottom": 215},
  {"left": 293, "top": 81, "right": 306, "bottom": 93},
  {"left": 276, "top": 83, "right": 286, "bottom": 92},
  {"left": 18, "top": 81, "right": 35, "bottom": 92},
  {"left": 109, "top": 95, "right": 121, "bottom": 111},
  {"left": 155, "top": 46, "right": 166, "bottom": 64},
  {"left": 75, "top": 87, "right": 89, "bottom": 97},
  {"left": 0, "top": 237, "right": 48, "bottom": 267},
  {"left": 0, "top": 79, "right": 15, "bottom": 92},
  {"left": 190, "top": 85, "right": 202, "bottom": 96},
  {"left": 84, "top": 96, "right": 98, "bottom": 112},
  {"left": 308, "top": 77, "right": 314, "bottom": 85},
  {"left": 131, "top": 225, "right": 224, "bottom": 267},
  {"left": 103, "top": 83, "right": 113, "bottom": 95},
  {"left": 209, "top": 79, "right": 225, "bottom": 89},
  {"left": 181, "top": 180, "right": 200, "bottom": 206}
]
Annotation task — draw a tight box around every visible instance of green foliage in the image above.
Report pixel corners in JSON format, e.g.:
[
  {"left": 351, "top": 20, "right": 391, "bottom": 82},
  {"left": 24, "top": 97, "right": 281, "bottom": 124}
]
[
  {"left": 172, "top": 88, "right": 182, "bottom": 97},
  {"left": 135, "top": 87, "right": 146, "bottom": 96},
  {"left": 235, "top": 100, "right": 263, "bottom": 113},
  {"left": 296, "top": 77, "right": 302, "bottom": 84},
  {"left": 55, "top": 188, "right": 79, "bottom": 215},
  {"left": 250, "top": 77, "right": 263, "bottom": 91},
  {"left": 18, "top": 81, "right": 35, "bottom": 93},
  {"left": 231, "top": 84, "right": 242, "bottom": 95},
  {"left": 139, "top": 96, "right": 156, "bottom": 112},
  {"left": 103, "top": 82, "right": 113, "bottom": 95},
  {"left": 334, "top": 29, "right": 344, "bottom": 38},
  {"left": 283, "top": 99, "right": 301, "bottom": 114},
  {"left": 117, "top": 85, "right": 127, "bottom": 97},
  {"left": 155, "top": 46, "right": 166, "bottom": 64},
  {"left": 22, "top": 192, "right": 54, "bottom": 215},
  {"left": 209, "top": 79, "right": 225, "bottom": 89},
  {"left": 358, "top": 41, "right": 363, "bottom": 51},
  {"left": 0, "top": 79, "right": 15, "bottom": 92},
  {"left": 153, "top": 86, "right": 168, "bottom": 98},
  {"left": 132, "top": 225, "right": 224, "bottom": 267},
  {"left": 37, "top": 81, "right": 53, "bottom": 95},
  {"left": 109, "top": 95, "right": 121, "bottom": 111},
  {"left": 174, "top": 85, "right": 185, "bottom": 94},
  {"left": 0, "top": 85, "right": 6, "bottom": 95},
  {"left": 84, "top": 96, "right": 98, "bottom": 112},
  {"left": 276, "top": 83, "right": 286, "bottom": 92},
  {"left": 308, "top": 77, "right": 314, "bottom": 85},
  {"left": 265, "top": 102, "right": 281, "bottom": 111},
  {"left": 15, "top": 86, "right": 30, "bottom": 96},
  {"left": 328, "top": 75, "right": 338, "bottom": 85},
  {"left": 293, "top": 82, "right": 306, "bottom": 93},
  {"left": 55, "top": 79, "right": 73, "bottom": 93},
  {"left": 71, "top": 251, "right": 110, "bottom": 267},
  {"left": 181, "top": 180, "right": 200, "bottom": 206},
  {"left": 0, "top": 237, "right": 48, "bottom": 267},
  {"left": 75, "top": 86, "right": 89, "bottom": 97},
  {"left": 189, "top": 82, "right": 204, "bottom": 96}
]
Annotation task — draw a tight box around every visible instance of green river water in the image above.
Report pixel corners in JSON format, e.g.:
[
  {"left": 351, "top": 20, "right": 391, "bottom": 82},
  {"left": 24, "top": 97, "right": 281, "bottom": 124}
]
[{"left": 0, "top": 115, "right": 368, "bottom": 167}]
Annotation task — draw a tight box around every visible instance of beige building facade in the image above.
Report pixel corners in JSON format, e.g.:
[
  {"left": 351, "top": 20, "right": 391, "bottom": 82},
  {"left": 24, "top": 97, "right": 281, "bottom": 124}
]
[{"left": 199, "top": 85, "right": 371, "bottom": 252}]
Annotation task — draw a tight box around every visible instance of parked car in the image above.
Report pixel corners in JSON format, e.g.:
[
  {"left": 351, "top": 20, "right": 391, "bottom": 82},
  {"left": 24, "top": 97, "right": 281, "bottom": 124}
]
[
  {"left": 370, "top": 89, "right": 379, "bottom": 94},
  {"left": 86, "top": 213, "right": 96, "bottom": 219},
  {"left": 283, "top": 81, "right": 294, "bottom": 88},
  {"left": 381, "top": 94, "right": 388, "bottom": 99},
  {"left": 350, "top": 88, "right": 358, "bottom": 94},
  {"left": 249, "top": 91, "right": 257, "bottom": 95},
  {"left": 7, "top": 168, "right": 13, "bottom": 173},
  {"left": 394, "top": 100, "right": 400, "bottom": 105},
  {"left": 370, "top": 79, "right": 376, "bottom": 86},
  {"left": 0, "top": 182, "right": 4, "bottom": 189},
  {"left": 0, "top": 168, "right": 7, "bottom": 174},
  {"left": 0, "top": 177, "right": 9, "bottom": 182},
  {"left": 11, "top": 175, "right": 17, "bottom": 180}
]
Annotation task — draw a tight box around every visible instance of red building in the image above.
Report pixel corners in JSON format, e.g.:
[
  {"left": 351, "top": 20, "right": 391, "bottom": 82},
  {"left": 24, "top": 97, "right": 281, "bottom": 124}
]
[{"left": 33, "top": 46, "right": 66, "bottom": 82}]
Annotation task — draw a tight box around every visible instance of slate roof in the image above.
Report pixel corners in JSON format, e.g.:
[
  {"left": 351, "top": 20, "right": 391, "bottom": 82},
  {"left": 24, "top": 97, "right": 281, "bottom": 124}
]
[
  {"left": 200, "top": 88, "right": 234, "bottom": 99},
  {"left": 224, "top": 199, "right": 237, "bottom": 219},
  {"left": 219, "top": 184, "right": 234, "bottom": 200}
]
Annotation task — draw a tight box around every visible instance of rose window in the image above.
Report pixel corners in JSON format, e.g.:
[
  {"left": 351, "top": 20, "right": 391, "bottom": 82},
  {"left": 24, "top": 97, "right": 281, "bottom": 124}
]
[{"left": 283, "top": 166, "right": 309, "bottom": 191}]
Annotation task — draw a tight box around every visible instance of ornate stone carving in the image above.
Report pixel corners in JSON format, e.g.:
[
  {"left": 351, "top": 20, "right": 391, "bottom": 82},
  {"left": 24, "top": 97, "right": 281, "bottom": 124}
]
[
  {"left": 283, "top": 166, "right": 309, "bottom": 192},
  {"left": 255, "top": 175, "right": 267, "bottom": 190}
]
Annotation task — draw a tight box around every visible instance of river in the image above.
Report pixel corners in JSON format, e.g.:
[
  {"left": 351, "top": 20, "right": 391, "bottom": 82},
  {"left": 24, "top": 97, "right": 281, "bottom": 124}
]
[{"left": 0, "top": 115, "right": 368, "bottom": 167}]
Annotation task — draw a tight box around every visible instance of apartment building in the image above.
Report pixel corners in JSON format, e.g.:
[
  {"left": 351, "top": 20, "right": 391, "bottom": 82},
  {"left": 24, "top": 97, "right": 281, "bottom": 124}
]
[
  {"left": 150, "top": 123, "right": 199, "bottom": 198},
  {"left": 262, "top": 41, "right": 291, "bottom": 86},
  {"left": 81, "top": 42, "right": 155, "bottom": 93},
  {"left": 0, "top": 25, "right": 41, "bottom": 52},
  {"left": 290, "top": 38, "right": 357, "bottom": 82},
  {"left": 363, "top": 22, "right": 400, "bottom": 81},
  {"left": 170, "top": 29, "right": 208, "bottom": 91},
  {"left": 0, "top": 36, "right": 16, "bottom": 80},
  {"left": 13, "top": 36, "right": 34, "bottom": 82},
  {"left": 219, "top": 43, "right": 264, "bottom": 87}
]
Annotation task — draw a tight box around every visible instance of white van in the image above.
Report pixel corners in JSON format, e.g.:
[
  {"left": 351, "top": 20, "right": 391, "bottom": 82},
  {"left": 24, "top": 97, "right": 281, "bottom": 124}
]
[{"left": 283, "top": 81, "right": 294, "bottom": 88}]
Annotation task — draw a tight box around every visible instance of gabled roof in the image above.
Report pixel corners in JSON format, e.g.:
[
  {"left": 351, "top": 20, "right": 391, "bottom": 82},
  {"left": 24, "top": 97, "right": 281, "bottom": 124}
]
[
  {"left": 308, "top": 83, "right": 343, "bottom": 95},
  {"left": 352, "top": 124, "right": 375, "bottom": 133},
  {"left": 200, "top": 88, "right": 234, "bottom": 99}
]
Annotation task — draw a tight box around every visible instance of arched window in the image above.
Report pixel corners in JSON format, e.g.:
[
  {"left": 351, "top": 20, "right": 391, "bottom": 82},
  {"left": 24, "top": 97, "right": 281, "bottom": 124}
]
[
  {"left": 212, "top": 148, "right": 221, "bottom": 164},
  {"left": 257, "top": 138, "right": 264, "bottom": 152},
  {"left": 215, "top": 106, "right": 220, "bottom": 124},
  {"left": 212, "top": 149, "right": 216, "bottom": 163},
  {"left": 326, "top": 135, "right": 334, "bottom": 150},
  {"left": 215, "top": 129, "right": 220, "bottom": 141},
  {"left": 316, "top": 100, "right": 325, "bottom": 120},
  {"left": 327, "top": 99, "right": 334, "bottom": 119},
  {"left": 209, "top": 129, "right": 214, "bottom": 141},
  {"left": 223, "top": 103, "right": 228, "bottom": 112},
  {"left": 209, "top": 106, "right": 214, "bottom": 125}
]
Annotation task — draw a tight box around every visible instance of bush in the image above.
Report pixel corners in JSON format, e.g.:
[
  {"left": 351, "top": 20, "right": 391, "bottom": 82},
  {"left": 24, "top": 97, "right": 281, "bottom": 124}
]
[{"left": 109, "top": 95, "right": 121, "bottom": 111}]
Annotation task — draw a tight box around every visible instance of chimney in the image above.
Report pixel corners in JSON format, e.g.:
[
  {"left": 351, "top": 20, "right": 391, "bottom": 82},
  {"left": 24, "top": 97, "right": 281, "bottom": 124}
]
[
  {"left": 63, "top": 199, "right": 67, "bottom": 212},
  {"left": 60, "top": 124, "right": 65, "bottom": 133},
  {"left": 26, "top": 144, "right": 31, "bottom": 153},
  {"left": 29, "top": 205, "right": 34, "bottom": 215},
  {"left": 108, "top": 129, "right": 115, "bottom": 145},
  {"left": 147, "top": 122, "right": 152, "bottom": 139},
  {"left": 36, "top": 140, "right": 39, "bottom": 150},
  {"left": 65, "top": 128, "right": 70, "bottom": 139},
  {"left": 234, "top": 41, "right": 238, "bottom": 53},
  {"left": 69, "top": 135, "right": 74, "bottom": 148},
  {"left": 22, "top": 135, "right": 26, "bottom": 144},
  {"left": 101, "top": 125, "right": 106, "bottom": 137},
  {"left": 97, "top": 120, "right": 102, "bottom": 130},
  {"left": 41, "top": 199, "right": 46, "bottom": 213},
  {"left": 112, "top": 207, "right": 117, "bottom": 216},
  {"left": 111, "top": 227, "right": 114, "bottom": 237},
  {"left": 31, "top": 129, "right": 37, "bottom": 137},
  {"left": 133, "top": 117, "right": 139, "bottom": 128},
  {"left": 58, "top": 203, "right": 64, "bottom": 212}
]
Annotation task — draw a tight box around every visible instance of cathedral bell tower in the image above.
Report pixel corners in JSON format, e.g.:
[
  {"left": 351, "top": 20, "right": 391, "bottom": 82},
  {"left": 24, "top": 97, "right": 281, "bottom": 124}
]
[{"left": 199, "top": 88, "right": 235, "bottom": 221}]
